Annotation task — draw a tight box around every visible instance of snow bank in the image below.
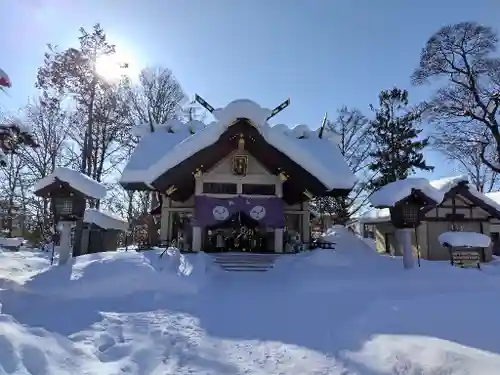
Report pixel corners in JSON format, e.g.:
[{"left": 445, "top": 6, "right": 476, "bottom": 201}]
[
  {"left": 0, "top": 237, "right": 25, "bottom": 248},
  {"left": 274, "top": 225, "right": 379, "bottom": 272},
  {"left": 84, "top": 209, "right": 128, "bottom": 231},
  {"left": 3, "top": 234, "right": 500, "bottom": 373},
  {"left": 22, "top": 249, "right": 213, "bottom": 299},
  {"left": 0, "top": 250, "right": 51, "bottom": 289},
  {"left": 0, "top": 314, "right": 99, "bottom": 374},
  {"left": 33, "top": 167, "right": 107, "bottom": 200},
  {"left": 439, "top": 231, "right": 491, "bottom": 248},
  {"left": 370, "top": 178, "right": 444, "bottom": 208}
]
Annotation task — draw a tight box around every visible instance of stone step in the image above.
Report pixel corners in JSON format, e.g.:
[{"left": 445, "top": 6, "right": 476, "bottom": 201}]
[{"left": 211, "top": 252, "right": 279, "bottom": 272}]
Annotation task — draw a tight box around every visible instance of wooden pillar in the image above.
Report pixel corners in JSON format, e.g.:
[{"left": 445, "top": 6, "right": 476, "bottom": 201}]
[
  {"left": 302, "top": 201, "right": 310, "bottom": 244},
  {"left": 274, "top": 228, "right": 283, "bottom": 253},
  {"left": 192, "top": 226, "right": 201, "bottom": 252},
  {"left": 159, "top": 195, "right": 170, "bottom": 243}
]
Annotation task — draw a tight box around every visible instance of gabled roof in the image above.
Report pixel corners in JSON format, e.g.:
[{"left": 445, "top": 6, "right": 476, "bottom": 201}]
[
  {"left": 360, "top": 175, "right": 500, "bottom": 223},
  {"left": 120, "top": 99, "right": 357, "bottom": 203},
  {"left": 33, "top": 167, "right": 107, "bottom": 200}
]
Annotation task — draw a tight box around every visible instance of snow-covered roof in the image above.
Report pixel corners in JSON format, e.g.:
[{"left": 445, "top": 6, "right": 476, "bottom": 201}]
[
  {"left": 120, "top": 99, "right": 357, "bottom": 192},
  {"left": 438, "top": 231, "right": 491, "bottom": 248},
  {"left": 360, "top": 175, "right": 480, "bottom": 223},
  {"left": 369, "top": 178, "right": 444, "bottom": 209},
  {"left": 33, "top": 167, "right": 107, "bottom": 200},
  {"left": 83, "top": 209, "right": 129, "bottom": 231}
]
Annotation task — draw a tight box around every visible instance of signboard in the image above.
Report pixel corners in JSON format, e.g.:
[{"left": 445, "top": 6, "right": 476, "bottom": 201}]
[{"left": 451, "top": 250, "right": 481, "bottom": 269}]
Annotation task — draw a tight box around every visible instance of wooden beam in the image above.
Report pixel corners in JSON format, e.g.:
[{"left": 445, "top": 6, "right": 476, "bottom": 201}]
[{"left": 303, "top": 189, "right": 313, "bottom": 200}]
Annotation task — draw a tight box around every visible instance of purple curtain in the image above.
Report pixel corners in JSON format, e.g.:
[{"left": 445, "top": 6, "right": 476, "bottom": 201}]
[{"left": 194, "top": 196, "right": 284, "bottom": 228}]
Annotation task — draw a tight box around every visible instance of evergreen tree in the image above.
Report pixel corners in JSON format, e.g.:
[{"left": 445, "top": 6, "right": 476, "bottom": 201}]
[{"left": 368, "top": 88, "right": 433, "bottom": 189}]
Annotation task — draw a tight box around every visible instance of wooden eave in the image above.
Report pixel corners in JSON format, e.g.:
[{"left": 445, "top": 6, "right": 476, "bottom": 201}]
[{"left": 34, "top": 178, "right": 91, "bottom": 199}]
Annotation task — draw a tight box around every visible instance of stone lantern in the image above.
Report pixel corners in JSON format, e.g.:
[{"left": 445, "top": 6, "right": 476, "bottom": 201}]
[
  {"left": 33, "top": 168, "right": 107, "bottom": 265},
  {"left": 370, "top": 179, "right": 442, "bottom": 269}
]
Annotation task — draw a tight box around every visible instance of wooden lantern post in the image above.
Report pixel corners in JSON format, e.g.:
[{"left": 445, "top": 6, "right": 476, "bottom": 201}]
[
  {"left": 35, "top": 180, "right": 87, "bottom": 265},
  {"left": 372, "top": 188, "right": 439, "bottom": 269}
]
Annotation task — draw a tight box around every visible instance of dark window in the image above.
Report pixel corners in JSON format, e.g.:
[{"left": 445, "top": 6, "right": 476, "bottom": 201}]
[
  {"left": 363, "top": 224, "right": 375, "bottom": 239},
  {"left": 203, "top": 183, "right": 237, "bottom": 195},
  {"left": 242, "top": 184, "right": 276, "bottom": 196}
]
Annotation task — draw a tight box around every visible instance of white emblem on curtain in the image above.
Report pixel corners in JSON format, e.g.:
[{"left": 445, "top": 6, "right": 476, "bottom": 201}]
[
  {"left": 212, "top": 206, "right": 230, "bottom": 220},
  {"left": 249, "top": 205, "right": 266, "bottom": 220}
]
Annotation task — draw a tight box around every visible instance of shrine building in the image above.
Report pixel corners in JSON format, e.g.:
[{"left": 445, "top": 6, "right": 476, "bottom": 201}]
[{"left": 120, "top": 99, "right": 357, "bottom": 253}]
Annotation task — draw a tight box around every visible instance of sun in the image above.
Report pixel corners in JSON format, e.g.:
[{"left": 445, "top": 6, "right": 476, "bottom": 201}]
[{"left": 94, "top": 51, "right": 140, "bottom": 81}]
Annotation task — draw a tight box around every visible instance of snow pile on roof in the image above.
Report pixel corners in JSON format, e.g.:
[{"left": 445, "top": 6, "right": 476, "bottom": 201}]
[
  {"left": 430, "top": 175, "right": 468, "bottom": 192},
  {"left": 213, "top": 99, "right": 271, "bottom": 128},
  {"left": 361, "top": 175, "right": 469, "bottom": 223},
  {"left": 132, "top": 119, "right": 206, "bottom": 138},
  {"left": 121, "top": 99, "right": 357, "bottom": 191},
  {"left": 486, "top": 191, "right": 500, "bottom": 204},
  {"left": 84, "top": 209, "right": 128, "bottom": 231},
  {"left": 361, "top": 175, "right": 500, "bottom": 224},
  {"left": 438, "top": 231, "right": 491, "bottom": 248},
  {"left": 370, "top": 178, "right": 444, "bottom": 208},
  {"left": 481, "top": 190, "right": 500, "bottom": 213},
  {"left": 358, "top": 207, "right": 391, "bottom": 223},
  {"left": 33, "top": 167, "right": 107, "bottom": 200}
]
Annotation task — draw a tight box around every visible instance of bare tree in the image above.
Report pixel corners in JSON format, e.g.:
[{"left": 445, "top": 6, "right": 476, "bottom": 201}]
[
  {"left": 433, "top": 126, "right": 499, "bottom": 192},
  {"left": 312, "top": 107, "right": 374, "bottom": 225},
  {"left": 412, "top": 22, "right": 500, "bottom": 173},
  {"left": 0, "top": 153, "right": 26, "bottom": 237},
  {"left": 126, "top": 66, "right": 186, "bottom": 132},
  {"left": 17, "top": 94, "right": 71, "bottom": 233},
  {"left": 123, "top": 66, "right": 187, "bottom": 215}
]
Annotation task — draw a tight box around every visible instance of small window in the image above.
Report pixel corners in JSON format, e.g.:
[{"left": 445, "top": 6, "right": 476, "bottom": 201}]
[
  {"left": 202, "top": 183, "right": 237, "bottom": 195},
  {"left": 363, "top": 224, "right": 375, "bottom": 239},
  {"left": 242, "top": 184, "right": 276, "bottom": 196}
]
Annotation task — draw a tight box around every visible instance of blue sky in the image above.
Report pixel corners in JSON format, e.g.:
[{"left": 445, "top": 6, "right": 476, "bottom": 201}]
[{"left": 2, "top": 0, "right": 500, "bottom": 179}]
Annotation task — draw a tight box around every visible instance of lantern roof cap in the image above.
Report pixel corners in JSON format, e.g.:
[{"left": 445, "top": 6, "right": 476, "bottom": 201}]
[
  {"left": 370, "top": 178, "right": 444, "bottom": 209},
  {"left": 34, "top": 167, "right": 107, "bottom": 199}
]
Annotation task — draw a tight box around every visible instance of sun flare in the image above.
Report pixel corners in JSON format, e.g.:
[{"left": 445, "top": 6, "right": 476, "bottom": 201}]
[{"left": 94, "top": 51, "right": 140, "bottom": 81}]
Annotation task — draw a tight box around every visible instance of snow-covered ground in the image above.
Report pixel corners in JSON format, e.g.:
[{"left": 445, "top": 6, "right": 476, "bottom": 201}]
[{"left": 1, "top": 232, "right": 500, "bottom": 374}]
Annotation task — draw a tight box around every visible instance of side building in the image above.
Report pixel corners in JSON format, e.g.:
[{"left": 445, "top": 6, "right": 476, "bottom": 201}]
[{"left": 359, "top": 176, "right": 500, "bottom": 262}]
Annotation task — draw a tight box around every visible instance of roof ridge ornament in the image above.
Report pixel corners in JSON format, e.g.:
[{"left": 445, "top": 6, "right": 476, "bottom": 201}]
[
  {"left": 195, "top": 94, "right": 214, "bottom": 113},
  {"left": 267, "top": 99, "right": 290, "bottom": 121},
  {"left": 318, "top": 112, "right": 328, "bottom": 139}
]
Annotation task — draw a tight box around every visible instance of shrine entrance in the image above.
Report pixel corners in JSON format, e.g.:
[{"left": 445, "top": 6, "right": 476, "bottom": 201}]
[{"left": 202, "top": 212, "right": 272, "bottom": 253}]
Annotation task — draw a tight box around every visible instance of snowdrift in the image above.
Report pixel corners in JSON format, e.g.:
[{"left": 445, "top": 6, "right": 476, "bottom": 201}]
[
  {"left": 21, "top": 248, "right": 214, "bottom": 299},
  {"left": 2, "top": 236, "right": 500, "bottom": 373}
]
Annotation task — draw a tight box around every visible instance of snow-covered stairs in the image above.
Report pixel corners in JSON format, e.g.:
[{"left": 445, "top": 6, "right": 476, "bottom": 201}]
[{"left": 211, "top": 252, "right": 281, "bottom": 272}]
